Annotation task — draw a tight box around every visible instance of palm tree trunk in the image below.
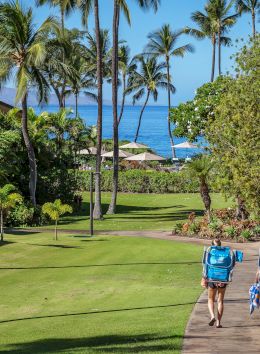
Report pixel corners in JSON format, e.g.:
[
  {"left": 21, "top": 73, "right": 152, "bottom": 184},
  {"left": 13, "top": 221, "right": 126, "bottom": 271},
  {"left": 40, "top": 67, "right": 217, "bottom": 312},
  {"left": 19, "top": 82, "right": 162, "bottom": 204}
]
[
  {"left": 0, "top": 209, "right": 3, "bottom": 242},
  {"left": 218, "top": 27, "right": 221, "bottom": 76},
  {"left": 252, "top": 10, "right": 256, "bottom": 38},
  {"left": 211, "top": 34, "right": 216, "bottom": 82},
  {"left": 61, "top": 6, "right": 65, "bottom": 35},
  {"left": 21, "top": 93, "right": 37, "bottom": 207},
  {"left": 75, "top": 92, "right": 78, "bottom": 118},
  {"left": 55, "top": 219, "right": 58, "bottom": 240},
  {"left": 166, "top": 56, "right": 176, "bottom": 158},
  {"left": 118, "top": 74, "right": 126, "bottom": 124},
  {"left": 236, "top": 196, "right": 249, "bottom": 220},
  {"left": 93, "top": 0, "right": 103, "bottom": 220},
  {"left": 134, "top": 91, "right": 150, "bottom": 143},
  {"left": 200, "top": 179, "right": 211, "bottom": 221},
  {"left": 107, "top": 1, "right": 120, "bottom": 215}
]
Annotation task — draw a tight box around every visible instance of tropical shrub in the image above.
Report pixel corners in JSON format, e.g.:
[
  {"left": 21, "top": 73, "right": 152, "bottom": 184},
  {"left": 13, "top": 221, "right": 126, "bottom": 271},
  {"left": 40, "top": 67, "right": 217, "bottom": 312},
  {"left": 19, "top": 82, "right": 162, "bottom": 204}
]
[
  {"left": 172, "top": 208, "right": 259, "bottom": 242},
  {"left": 6, "top": 203, "right": 34, "bottom": 227},
  {"left": 76, "top": 169, "right": 219, "bottom": 194},
  {"left": 42, "top": 199, "right": 73, "bottom": 240},
  {"left": 0, "top": 184, "right": 23, "bottom": 241}
]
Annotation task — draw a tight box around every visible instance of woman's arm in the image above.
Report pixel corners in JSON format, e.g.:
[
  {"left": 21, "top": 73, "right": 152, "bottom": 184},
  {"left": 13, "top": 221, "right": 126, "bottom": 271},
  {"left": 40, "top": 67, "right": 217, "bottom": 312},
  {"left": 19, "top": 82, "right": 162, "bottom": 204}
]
[{"left": 255, "top": 270, "right": 259, "bottom": 283}]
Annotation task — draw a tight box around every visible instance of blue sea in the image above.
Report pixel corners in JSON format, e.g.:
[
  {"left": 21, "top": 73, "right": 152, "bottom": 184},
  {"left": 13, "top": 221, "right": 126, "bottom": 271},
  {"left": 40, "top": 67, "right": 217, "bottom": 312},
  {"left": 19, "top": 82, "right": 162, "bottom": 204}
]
[{"left": 36, "top": 104, "right": 203, "bottom": 158}]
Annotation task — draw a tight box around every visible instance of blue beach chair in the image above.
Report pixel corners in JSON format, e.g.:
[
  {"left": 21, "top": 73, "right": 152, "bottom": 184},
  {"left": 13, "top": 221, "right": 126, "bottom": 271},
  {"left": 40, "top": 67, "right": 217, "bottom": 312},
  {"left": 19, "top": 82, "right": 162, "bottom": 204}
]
[{"left": 202, "top": 246, "right": 238, "bottom": 283}]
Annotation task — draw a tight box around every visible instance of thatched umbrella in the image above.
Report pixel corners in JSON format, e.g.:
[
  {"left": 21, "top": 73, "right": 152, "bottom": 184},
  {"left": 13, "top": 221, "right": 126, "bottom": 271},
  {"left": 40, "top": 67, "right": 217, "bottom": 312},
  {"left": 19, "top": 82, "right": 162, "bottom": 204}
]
[
  {"left": 102, "top": 149, "right": 134, "bottom": 158},
  {"left": 124, "top": 152, "right": 165, "bottom": 162},
  {"left": 120, "top": 142, "right": 149, "bottom": 149}
]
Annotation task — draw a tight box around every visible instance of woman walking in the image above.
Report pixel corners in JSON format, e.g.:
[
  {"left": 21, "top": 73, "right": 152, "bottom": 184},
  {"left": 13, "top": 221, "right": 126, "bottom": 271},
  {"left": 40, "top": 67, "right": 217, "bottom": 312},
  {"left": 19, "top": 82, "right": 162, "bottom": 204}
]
[{"left": 202, "top": 239, "right": 227, "bottom": 328}]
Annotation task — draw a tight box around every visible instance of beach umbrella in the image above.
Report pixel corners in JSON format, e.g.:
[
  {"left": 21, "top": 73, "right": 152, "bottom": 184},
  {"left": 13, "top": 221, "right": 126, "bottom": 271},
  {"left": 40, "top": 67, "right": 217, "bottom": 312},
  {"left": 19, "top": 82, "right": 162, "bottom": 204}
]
[
  {"left": 101, "top": 149, "right": 134, "bottom": 158},
  {"left": 120, "top": 142, "right": 149, "bottom": 149},
  {"left": 78, "top": 147, "right": 107, "bottom": 155},
  {"left": 79, "top": 147, "right": 107, "bottom": 155},
  {"left": 124, "top": 152, "right": 165, "bottom": 161},
  {"left": 172, "top": 141, "right": 198, "bottom": 149}
]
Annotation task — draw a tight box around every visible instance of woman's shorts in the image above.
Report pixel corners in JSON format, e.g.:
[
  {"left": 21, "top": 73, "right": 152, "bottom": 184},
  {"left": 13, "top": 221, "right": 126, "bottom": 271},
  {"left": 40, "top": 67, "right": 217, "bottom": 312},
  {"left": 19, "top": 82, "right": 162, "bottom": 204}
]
[{"left": 208, "top": 282, "right": 227, "bottom": 289}]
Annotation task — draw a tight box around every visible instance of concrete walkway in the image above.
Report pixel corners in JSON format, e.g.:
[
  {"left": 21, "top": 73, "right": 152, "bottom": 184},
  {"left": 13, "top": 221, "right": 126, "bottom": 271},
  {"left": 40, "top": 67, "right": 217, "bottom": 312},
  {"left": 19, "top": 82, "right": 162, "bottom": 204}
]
[{"left": 182, "top": 241, "right": 260, "bottom": 354}]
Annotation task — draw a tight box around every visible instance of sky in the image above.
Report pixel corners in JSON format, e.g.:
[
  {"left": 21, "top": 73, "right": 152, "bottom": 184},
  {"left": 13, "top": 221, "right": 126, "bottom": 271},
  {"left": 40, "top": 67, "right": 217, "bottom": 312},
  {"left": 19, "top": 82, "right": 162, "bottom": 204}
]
[{"left": 20, "top": 0, "right": 256, "bottom": 105}]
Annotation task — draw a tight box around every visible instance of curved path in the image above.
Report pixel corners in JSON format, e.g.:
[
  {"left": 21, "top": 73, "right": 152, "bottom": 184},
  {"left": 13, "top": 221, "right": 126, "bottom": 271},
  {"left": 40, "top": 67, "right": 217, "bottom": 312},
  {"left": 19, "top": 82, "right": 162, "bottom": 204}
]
[{"left": 10, "top": 228, "right": 260, "bottom": 353}]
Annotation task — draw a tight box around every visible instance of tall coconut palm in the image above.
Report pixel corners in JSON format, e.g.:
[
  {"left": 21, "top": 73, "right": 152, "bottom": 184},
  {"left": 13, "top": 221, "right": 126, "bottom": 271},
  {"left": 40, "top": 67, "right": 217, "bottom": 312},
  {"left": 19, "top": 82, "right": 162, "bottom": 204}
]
[
  {"left": 36, "top": 0, "right": 76, "bottom": 33},
  {"left": 186, "top": 3, "right": 232, "bottom": 82},
  {"left": 44, "top": 28, "right": 83, "bottom": 109},
  {"left": 236, "top": 0, "right": 259, "bottom": 37},
  {"left": 146, "top": 25, "right": 194, "bottom": 158},
  {"left": 107, "top": 0, "right": 160, "bottom": 215},
  {"left": 127, "top": 56, "right": 175, "bottom": 143},
  {"left": 187, "top": 155, "right": 213, "bottom": 220},
  {"left": 207, "top": 0, "right": 239, "bottom": 75},
  {"left": 0, "top": 1, "right": 58, "bottom": 206},
  {"left": 78, "top": 0, "right": 104, "bottom": 219},
  {"left": 117, "top": 45, "right": 136, "bottom": 124}
]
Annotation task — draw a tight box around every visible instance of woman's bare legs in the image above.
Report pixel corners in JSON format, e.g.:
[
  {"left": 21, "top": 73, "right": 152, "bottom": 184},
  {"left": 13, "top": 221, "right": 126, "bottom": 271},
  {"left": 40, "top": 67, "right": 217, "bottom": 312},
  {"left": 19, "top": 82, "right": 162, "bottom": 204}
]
[
  {"left": 216, "top": 287, "right": 226, "bottom": 327},
  {"left": 208, "top": 287, "right": 217, "bottom": 324}
]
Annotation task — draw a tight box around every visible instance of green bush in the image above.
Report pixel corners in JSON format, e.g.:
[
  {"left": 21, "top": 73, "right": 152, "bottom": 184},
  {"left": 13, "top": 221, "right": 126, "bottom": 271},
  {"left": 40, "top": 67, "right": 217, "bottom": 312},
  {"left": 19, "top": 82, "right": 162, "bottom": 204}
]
[
  {"left": 172, "top": 222, "right": 184, "bottom": 234},
  {"left": 6, "top": 203, "right": 34, "bottom": 227},
  {"left": 76, "top": 169, "right": 216, "bottom": 194},
  {"left": 240, "top": 229, "right": 252, "bottom": 240},
  {"left": 225, "top": 226, "right": 237, "bottom": 238},
  {"left": 189, "top": 222, "right": 200, "bottom": 235}
]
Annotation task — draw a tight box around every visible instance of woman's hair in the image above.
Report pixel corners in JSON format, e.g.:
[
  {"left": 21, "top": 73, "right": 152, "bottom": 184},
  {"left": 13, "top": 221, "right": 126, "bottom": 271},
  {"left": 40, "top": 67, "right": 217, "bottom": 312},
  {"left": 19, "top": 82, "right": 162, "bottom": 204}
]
[{"left": 212, "top": 238, "right": 221, "bottom": 246}]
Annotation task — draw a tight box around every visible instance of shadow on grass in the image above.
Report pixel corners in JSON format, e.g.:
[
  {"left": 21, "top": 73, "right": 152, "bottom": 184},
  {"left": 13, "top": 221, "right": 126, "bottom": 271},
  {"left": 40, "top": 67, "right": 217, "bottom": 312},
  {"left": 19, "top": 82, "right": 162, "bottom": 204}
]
[
  {"left": 0, "top": 333, "right": 182, "bottom": 353},
  {"left": 0, "top": 301, "right": 196, "bottom": 325},
  {"left": 76, "top": 202, "right": 187, "bottom": 216},
  {"left": 0, "top": 241, "right": 15, "bottom": 247},
  {"left": 0, "top": 260, "right": 200, "bottom": 270},
  {"left": 26, "top": 243, "right": 82, "bottom": 249},
  {"left": 60, "top": 209, "right": 204, "bottom": 226},
  {"left": 5, "top": 230, "right": 41, "bottom": 236}
]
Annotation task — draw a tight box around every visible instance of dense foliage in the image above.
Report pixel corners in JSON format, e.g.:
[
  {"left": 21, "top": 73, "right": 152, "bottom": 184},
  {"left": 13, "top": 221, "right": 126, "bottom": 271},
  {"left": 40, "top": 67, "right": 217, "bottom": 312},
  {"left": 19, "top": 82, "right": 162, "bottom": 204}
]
[
  {"left": 171, "top": 36, "right": 260, "bottom": 218},
  {"left": 76, "top": 169, "right": 221, "bottom": 194},
  {"left": 207, "top": 36, "right": 260, "bottom": 216},
  {"left": 170, "top": 76, "right": 231, "bottom": 141}
]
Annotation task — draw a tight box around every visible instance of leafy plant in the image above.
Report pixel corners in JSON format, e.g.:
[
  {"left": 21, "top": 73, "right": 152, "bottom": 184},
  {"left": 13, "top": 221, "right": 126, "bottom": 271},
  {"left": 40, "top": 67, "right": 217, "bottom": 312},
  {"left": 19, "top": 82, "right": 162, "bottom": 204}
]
[
  {"left": 42, "top": 199, "right": 73, "bottom": 240},
  {"left": 240, "top": 229, "right": 252, "bottom": 240},
  {"left": 224, "top": 226, "right": 237, "bottom": 238},
  {"left": 172, "top": 222, "right": 184, "bottom": 235},
  {"left": 0, "top": 184, "right": 23, "bottom": 241}
]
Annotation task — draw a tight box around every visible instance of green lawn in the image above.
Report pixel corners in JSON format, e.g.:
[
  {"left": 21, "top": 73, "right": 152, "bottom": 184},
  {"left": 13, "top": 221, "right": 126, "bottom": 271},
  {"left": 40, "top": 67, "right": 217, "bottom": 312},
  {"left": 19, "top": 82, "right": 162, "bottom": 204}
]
[
  {"left": 57, "top": 192, "right": 232, "bottom": 231},
  {"left": 0, "top": 232, "right": 203, "bottom": 353}
]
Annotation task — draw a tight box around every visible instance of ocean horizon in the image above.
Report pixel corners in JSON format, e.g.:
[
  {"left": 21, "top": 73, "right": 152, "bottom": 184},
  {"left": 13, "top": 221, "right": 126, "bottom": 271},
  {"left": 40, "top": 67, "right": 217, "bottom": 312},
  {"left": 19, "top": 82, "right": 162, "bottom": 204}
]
[{"left": 36, "top": 104, "right": 203, "bottom": 158}]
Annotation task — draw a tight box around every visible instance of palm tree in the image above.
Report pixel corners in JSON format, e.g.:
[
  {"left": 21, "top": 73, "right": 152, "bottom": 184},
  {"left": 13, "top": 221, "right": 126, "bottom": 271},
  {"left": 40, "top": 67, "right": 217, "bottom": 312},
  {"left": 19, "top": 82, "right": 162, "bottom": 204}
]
[
  {"left": 36, "top": 0, "right": 76, "bottom": 33},
  {"left": 117, "top": 45, "right": 136, "bottom": 124},
  {"left": 0, "top": 1, "right": 58, "bottom": 206},
  {"left": 107, "top": 0, "right": 160, "bottom": 215},
  {"left": 186, "top": 3, "right": 232, "bottom": 82},
  {"left": 236, "top": 0, "right": 259, "bottom": 37},
  {"left": 187, "top": 156, "right": 213, "bottom": 220},
  {"left": 127, "top": 56, "right": 175, "bottom": 143},
  {"left": 0, "top": 184, "right": 23, "bottom": 242},
  {"left": 146, "top": 25, "right": 194, "bottom": 158},
  {"left": 42, "top": 199, "right": 72, "bottom": 240},
  {"left": 78, "top": 0, "right": 104, "bottom": 219},
  {"left": 207, "top": 0, "right": 239, "bottom": 75}
]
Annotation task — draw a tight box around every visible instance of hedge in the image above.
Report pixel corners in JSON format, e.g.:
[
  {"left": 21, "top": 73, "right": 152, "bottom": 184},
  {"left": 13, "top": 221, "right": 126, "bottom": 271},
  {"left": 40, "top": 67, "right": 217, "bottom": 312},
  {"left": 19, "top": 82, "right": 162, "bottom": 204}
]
[{"left": 75, "top": 169, "right": 217, "bottom": 194}]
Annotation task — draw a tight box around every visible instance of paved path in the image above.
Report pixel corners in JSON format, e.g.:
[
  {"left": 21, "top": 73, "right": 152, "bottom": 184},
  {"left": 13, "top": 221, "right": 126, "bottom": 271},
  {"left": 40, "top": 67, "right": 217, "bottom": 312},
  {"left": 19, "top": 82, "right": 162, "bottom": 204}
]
[
  {"left": 9, "top": 228, "right": 260, "bottom": 352},
  {"left": 182, "top": 241, "right": 260, "bottom": 354}
]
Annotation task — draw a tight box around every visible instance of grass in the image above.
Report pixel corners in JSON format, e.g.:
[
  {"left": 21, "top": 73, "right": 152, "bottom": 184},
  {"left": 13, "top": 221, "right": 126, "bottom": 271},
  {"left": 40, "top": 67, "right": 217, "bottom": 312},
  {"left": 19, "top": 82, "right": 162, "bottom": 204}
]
[
  {"left": 0, "top": 232, "right": 203, "bottom": 353},
  {"left": 56, "top": 192, "right": 232, "bottom": 231}
]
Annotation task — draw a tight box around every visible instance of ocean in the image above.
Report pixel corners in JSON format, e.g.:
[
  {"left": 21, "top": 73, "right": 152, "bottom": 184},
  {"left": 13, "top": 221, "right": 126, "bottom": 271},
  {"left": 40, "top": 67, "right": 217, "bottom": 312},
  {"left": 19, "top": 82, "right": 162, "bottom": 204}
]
[{"left": 36, "top": 104, "right": 203, "bottom": 159}]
